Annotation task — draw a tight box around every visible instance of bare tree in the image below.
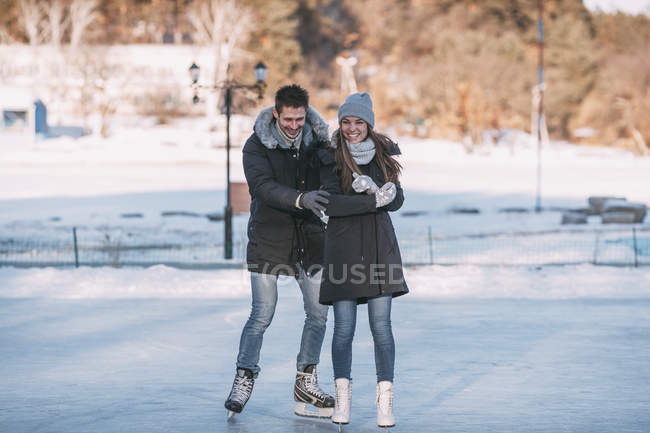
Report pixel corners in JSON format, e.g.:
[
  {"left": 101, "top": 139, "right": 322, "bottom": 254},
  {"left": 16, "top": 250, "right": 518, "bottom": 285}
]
[
  {"left": 615, "top": 97, "right": 649, "bottom": 156},
  {"left": 45, "top": 0, "right": 68, "bottom": 46},
  {"left": 0, "top": 24, "right": 16, "bottom": 43},
  {"left": 72, "top": 46, "right": 121, "bottom": 137},
  {"left": 186, "top": 0, "right": 253, "bottom": 126},
  {"left": 69, "top": 0, "right": 99, "bottom": 46},
  {"left": 16, "top": 0, "right": 101, "bottom": 127},
  {"left": 18, "top": 0, "right": 46, "bottom": 45},
  {"left": 18, "top": 0, "right": 98, "bottom": 46}
]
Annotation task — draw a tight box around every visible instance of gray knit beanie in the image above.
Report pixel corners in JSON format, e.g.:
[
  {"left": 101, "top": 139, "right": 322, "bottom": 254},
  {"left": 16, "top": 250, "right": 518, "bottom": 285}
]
[{"left": 338, "top": 92, "right": 375, "bottom": 128}]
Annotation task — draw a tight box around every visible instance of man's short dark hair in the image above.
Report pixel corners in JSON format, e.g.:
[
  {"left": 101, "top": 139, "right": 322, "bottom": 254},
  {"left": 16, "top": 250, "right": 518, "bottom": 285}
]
[{"left": 275, "top": 84, "right": 309, "bottom": 114}]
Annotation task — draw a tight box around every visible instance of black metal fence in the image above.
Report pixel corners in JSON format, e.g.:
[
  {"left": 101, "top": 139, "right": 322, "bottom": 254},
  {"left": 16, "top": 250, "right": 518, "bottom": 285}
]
[
  {"left": 399, "top": 226, "right": 649, "bottom": 267},
  {"left": 1, "top": 226, "right": 648, "bottom": 268}
]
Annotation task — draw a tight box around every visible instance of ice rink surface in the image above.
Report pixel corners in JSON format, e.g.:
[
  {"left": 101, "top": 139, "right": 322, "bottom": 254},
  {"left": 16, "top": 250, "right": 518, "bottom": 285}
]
[{"left": 2, "top": 288, "right": 649, "bottom": 433}]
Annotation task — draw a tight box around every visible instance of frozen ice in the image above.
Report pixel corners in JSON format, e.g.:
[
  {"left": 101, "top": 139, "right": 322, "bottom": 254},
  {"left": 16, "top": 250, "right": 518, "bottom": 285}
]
[{"left": 1, "top": 288, "right": 649, "bottom": 432}]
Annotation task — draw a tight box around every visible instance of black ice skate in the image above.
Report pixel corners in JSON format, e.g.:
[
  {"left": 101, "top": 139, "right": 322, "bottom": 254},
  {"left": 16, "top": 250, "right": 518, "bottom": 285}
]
[
  {"left": 225, "top": 368, "right": 255, "bottom": 419},
  {"left": 293, "top": 364, "right": 335, "bottom": 418}
]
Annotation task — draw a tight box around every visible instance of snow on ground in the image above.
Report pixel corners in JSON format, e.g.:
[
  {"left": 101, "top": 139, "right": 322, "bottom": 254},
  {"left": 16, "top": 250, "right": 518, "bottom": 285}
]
[
  {"left": 4, "top": 118, "right": 650, "bottom": 207},
  {"left": 1, "top": 117, "right": 649, "bottom": 251},
  {"left": 584, "top": 0, "right": 650, "bottom": 15},
  {"left": 1, "top": 264, "right": 650, "bottom": 300}
]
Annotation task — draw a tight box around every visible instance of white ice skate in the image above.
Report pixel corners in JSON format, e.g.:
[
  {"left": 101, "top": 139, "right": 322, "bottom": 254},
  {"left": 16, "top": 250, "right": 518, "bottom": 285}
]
[
  {"left": 376, "top": 380, "right": 395, "bottom": 431},
  {"left": 332, "top": 378, "right": 351, "bottom": 432}
]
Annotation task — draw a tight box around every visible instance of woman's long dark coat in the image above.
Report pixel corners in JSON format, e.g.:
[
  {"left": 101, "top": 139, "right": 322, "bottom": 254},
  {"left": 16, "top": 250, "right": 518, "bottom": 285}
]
[{"left": 318, "top": 142, "right": 408, "bottom": 305}]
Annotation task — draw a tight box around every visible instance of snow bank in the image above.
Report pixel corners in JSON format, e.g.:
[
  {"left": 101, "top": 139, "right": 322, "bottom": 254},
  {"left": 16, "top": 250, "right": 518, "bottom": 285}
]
[
  {"left": 405, "top": 264, "right": 650, "bottom": 299},
  {"left": 1, "top": 265, "right": 649, "bottom": 300},
  {"left": 0, "top": 266, "right": 250, "bottom": 299}
]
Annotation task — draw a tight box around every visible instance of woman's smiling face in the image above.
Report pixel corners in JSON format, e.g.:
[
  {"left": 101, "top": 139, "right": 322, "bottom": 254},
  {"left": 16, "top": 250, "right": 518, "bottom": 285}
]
[{"left": 340, "top": 116, "right": 368, "bottom": 144}]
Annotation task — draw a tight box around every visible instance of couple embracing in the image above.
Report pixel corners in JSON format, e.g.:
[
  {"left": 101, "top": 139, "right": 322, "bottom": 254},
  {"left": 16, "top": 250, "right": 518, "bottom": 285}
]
[{"left": 224, "top": 84, "right": 408, "bottom": 430}]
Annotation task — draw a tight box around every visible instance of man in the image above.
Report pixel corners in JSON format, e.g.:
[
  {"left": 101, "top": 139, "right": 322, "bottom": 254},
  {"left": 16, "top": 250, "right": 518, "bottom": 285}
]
[{"left": 224, "top": 84, "right": 335, "bottom": 419}]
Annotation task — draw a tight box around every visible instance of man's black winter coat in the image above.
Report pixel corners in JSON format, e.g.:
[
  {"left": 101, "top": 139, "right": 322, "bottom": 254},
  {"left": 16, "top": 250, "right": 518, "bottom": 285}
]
[{"left": 243, "top": 107, "right": 376, "bottom": 276}]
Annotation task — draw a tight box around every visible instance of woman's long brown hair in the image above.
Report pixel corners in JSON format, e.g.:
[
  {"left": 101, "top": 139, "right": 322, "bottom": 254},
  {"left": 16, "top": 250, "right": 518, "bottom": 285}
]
[{"left": 334, "top": 125, "right": 402, "bottom": 194}]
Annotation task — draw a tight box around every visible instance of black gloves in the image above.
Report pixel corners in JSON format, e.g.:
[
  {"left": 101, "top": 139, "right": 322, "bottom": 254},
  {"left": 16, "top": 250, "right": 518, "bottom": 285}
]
[{"left": 299, "top": 190, "right": 331, "bottom": 216}]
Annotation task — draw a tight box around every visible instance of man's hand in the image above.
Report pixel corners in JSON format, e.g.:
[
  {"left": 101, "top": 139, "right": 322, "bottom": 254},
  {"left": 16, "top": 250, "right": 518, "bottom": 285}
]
[
  {"left": 299, "top": 190, "right": 331, "bottom": 216},
  {"left": 375, "top": 182, "right": 396, "bottom": 208},
  {"left": 352, "top": 172, "right": 379, "bottom": 194}
]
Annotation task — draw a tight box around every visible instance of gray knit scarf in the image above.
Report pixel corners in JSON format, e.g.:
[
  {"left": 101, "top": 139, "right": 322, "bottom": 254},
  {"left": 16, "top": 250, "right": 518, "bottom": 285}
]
[
  {"left": 347, "top": 137, "right": 375, "bottom": 165},
  {"left": 275, "top": 121, "right": 302, "bottom": 150}
]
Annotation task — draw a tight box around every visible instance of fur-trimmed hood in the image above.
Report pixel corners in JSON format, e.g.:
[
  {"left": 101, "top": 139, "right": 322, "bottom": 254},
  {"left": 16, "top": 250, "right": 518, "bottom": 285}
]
[
  {"left": 329, "top": 129, "right": 401, "bottom": 156},
  {"left": 253, "top": 106, "right": 330, "bottom": 150}
]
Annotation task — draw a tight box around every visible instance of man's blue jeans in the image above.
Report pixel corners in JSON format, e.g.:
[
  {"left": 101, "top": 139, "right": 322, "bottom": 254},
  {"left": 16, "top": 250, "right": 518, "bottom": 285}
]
[
  {"left": 332, "top": 294, "right": 395, "bottom": 383},
  {"left": 236, "top": 269, "right": 328, "bottom": 376}
]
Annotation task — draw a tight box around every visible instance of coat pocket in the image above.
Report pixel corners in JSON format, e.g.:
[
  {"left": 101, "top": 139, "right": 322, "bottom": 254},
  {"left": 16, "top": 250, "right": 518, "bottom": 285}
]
[
  {"left": 302, "top": 222, "right": 325, "bottom": 271},
  {"left": 248, "top": 224, "right": 291, "bottom": 262}
]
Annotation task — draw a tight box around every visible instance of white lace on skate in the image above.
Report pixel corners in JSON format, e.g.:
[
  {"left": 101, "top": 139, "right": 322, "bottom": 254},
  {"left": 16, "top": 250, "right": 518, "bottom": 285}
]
[
  {"left": 297, "top": 369, "right": 330, "bottom": 401},
  {"left": 229, "top": 373, "right": 254, "bottom": 404},
  {"left": 377, "top": 389, "right": 392, "bottom": 415}
]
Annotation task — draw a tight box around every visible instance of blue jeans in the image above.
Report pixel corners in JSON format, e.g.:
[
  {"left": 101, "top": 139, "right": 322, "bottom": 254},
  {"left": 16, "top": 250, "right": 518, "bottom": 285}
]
[
  {"left": 236, "top": 269, "right": 328, "bottom": 376},
  {"left": 332, "top": 295, "right": 395, "bottom": 383}
]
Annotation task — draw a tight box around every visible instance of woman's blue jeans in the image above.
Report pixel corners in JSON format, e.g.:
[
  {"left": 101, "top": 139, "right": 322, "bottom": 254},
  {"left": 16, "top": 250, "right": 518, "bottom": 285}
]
[
  {"left": 236, "top": 269, "right": 328, "bottom": 376},
  {"left": 332, "top": 294, "right": 395, "bottom": 383}
]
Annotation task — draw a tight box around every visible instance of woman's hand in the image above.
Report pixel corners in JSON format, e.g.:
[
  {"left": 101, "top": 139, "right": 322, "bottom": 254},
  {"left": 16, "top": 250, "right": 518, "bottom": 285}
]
[
  {"left": 375, "top": 182, "right": 396, "bottom": 208},
  {"left": 352, "top": 172, "right": 379, "bottom": 194}
]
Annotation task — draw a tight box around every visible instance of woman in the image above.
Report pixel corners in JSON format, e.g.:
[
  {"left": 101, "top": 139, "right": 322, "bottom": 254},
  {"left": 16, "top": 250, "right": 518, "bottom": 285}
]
[{"left": 318, "top": 92, "right": 408, "bottom": 430}]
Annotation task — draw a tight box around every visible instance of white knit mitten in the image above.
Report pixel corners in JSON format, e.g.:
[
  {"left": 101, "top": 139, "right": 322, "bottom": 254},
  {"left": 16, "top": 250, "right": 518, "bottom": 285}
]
[
  {"left": 352, "top": 172, "right": 379, "bottom": 194},
  {"left": 375, "top": 182, "right": 396, "bottom": 208}
]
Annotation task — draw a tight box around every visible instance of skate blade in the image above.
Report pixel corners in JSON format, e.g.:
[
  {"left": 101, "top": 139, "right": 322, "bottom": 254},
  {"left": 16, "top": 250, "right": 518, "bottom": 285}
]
[
  {"left": 227, "top": 410, "right": 236, "bottom": 420},
  {"left": 293, "top": 402, "right": 334, "bottom": 419}
]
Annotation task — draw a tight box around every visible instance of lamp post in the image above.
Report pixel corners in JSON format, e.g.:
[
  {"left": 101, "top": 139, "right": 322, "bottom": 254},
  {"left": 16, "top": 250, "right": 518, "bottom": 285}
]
[
  {"left": 535, "top": 0, "right": 544, "bottom": 213},
  {"left": 190, "top": 61, "right": 268, "bottom": 259}
]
